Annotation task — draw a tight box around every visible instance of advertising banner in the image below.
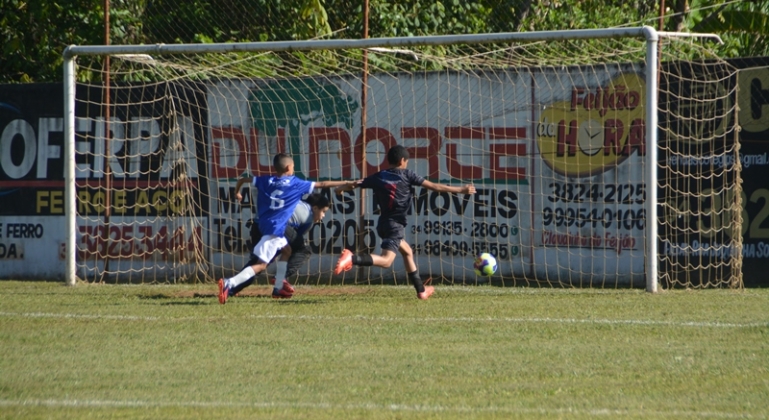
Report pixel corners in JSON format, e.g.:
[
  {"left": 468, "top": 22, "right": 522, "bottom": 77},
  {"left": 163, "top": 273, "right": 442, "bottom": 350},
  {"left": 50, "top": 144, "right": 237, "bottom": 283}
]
[
  {"left": 207, "top": 72, "right": 531, "bottom": 280},
  {"left": 0, "top": 82, "right": 208, "bottom": 279},
  {"left": 532, "top": 66, "right": 647, "bottom": 284},
  {"left": 1, "top": 84, "right": 68, "bottom": 277}
]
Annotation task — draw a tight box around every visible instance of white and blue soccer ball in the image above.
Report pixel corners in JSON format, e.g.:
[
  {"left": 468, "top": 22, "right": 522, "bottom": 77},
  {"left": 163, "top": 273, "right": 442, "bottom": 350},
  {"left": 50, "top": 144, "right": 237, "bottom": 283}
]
[{"left": 473, "top": 253, "right": 497, "bottom": 277}]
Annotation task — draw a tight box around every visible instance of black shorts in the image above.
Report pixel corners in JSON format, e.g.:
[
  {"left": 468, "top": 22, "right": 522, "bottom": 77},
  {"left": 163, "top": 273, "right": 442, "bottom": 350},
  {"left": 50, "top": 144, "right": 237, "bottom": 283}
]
[{"left": 377, "top": 219, "right": 406, "bottom": 252}]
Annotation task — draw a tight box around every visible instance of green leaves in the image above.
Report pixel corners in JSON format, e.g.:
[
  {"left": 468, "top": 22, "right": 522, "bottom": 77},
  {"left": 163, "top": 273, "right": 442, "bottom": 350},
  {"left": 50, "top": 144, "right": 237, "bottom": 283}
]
[
  {"left": 4, "top": 0, "right": 769, "bottom": 83},
  {"left": 683, "top": 0, "right": 769, "bottom": 58}
]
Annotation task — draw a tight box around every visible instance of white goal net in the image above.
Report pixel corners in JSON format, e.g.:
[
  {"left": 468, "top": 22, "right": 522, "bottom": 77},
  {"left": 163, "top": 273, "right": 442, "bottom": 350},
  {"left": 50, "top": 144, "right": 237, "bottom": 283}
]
[{"left": 63, "top": 28, "right": 742, "bottom": 289}]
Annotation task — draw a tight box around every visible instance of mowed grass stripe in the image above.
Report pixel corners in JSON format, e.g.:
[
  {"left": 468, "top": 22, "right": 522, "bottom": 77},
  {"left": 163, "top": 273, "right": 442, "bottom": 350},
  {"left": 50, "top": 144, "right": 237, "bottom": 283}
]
[
  {"left": 0, "top": 398, "right": 757, "bottom": 418},
  {"left": 1, "top": 311, "right": 767, "bottom": 328}
]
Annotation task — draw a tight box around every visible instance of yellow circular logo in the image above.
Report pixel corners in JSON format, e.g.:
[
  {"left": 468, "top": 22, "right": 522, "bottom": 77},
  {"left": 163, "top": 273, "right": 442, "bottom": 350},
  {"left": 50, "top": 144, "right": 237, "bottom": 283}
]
[{"left": 537, "top": 73, "right": 646, "bottom": 177}]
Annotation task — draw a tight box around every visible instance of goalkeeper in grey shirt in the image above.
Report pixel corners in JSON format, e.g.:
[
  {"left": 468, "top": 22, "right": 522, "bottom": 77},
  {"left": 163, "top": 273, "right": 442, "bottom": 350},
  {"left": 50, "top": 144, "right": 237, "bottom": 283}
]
[{"left": 228, "top": 193, "right": 330, "bottom": 297}]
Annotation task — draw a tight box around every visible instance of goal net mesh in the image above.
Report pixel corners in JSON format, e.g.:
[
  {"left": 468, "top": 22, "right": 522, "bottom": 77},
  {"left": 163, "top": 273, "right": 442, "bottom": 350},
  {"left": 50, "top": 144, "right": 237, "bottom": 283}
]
[{"left": 69, "top": 35, "right": 742, "bottom": 289}]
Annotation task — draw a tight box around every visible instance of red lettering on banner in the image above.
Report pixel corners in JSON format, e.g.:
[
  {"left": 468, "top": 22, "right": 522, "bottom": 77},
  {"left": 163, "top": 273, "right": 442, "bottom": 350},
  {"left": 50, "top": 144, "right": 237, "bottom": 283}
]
[
  {"left": 309, "top": 127, "right": 352, "bottom": 178},
  {"left": 556, "top": 120, "right": 578, "bottom": 157},
  {"left": 490, "top": 143, "right": 526, "bottom": 180},
  {"left": 401, "top": 127, "right": 441, "bottom": 179},
  {"left": 211, "top": 127, "right": 247, "bottom": 178},
  {"left": 488, "top": 127, "right": 526, "bottom": 140},
  {"left": 211, "top": 127, "right": 286, "bottom": 178},
  {"left": 603, "top": 119, "right": 624, "bottom": 156},
  {"left": 248, "top": 128, "right": 284, "bottom": 175},
  {"left": 624, "top": 119, "right": 646, "bottom": 156},
  {"left": 354, "top": 127, "right": 397, "bottom": 176},
  {"left": 488, "top": 127, "right": 527, "bottom": 179},
  {"left": 445, "top": 127, "right": 484, "bottom": 179},
  {"left": 206, "top": 125, "right": 528, "bottom": 181}
]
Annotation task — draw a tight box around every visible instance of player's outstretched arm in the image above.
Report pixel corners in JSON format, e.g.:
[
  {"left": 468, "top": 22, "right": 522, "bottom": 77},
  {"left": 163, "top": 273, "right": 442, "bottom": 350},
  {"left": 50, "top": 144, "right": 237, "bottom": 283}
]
[
  {"left": 233, "top": 175, "right": 253, "bottom": 202},
  {"left": 315, "top": 179, "right": 361, "bottom": 189},
  {"left": 421, "top": 180, "right": 476, "bottom": 195},
  {"left": 333, "top": 180, "right": 362, "bottom": 196}
]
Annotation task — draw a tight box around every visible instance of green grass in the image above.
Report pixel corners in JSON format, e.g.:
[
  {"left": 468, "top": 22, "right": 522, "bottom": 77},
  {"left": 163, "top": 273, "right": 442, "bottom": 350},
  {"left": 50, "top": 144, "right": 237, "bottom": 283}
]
[{"left": 0, "top": 281, "right": 767, "bottom": 419}]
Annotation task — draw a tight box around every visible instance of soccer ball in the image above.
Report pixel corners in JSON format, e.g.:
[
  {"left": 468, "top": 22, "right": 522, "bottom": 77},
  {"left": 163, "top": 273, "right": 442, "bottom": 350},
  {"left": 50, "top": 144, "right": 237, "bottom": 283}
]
[{"left": 473, "top": 253, "right": 497, "bottom": 277}]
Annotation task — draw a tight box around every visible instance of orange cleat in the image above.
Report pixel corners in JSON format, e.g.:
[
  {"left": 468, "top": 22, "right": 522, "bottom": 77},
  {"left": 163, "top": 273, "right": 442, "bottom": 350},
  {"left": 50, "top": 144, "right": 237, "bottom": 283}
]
[
  {"left": 417, "top": 285, "right": 435, "bottom": 300},
  {"left": 218, "top": 279, "right": 229, "bottom": 304},
  {"left": 334, "top": 249, "right": 354, "bottom": 275}
]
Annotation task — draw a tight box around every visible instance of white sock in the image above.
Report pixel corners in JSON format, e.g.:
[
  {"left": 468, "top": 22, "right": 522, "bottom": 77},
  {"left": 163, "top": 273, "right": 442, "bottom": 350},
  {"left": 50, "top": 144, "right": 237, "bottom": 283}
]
[
  {"left": 274, "top": 261, "right": 288, "bottom": 289},
  {"left": 226, "top": 266, "right": 256, "bottom": 289}
]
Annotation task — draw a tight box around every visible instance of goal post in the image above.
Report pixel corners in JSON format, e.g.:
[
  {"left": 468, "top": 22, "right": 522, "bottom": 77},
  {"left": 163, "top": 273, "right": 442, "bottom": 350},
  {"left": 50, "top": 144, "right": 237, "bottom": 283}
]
[
  {"left": 62, "top": 26, "right": 741, "bottom": 290},
  {"left": 645, "top": 28, "right": 659, "bottom": 293}
]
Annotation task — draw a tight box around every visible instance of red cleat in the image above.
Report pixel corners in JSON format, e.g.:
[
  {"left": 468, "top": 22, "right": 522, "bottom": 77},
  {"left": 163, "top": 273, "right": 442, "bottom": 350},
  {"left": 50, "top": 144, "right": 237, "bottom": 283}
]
[
  {"left": 281, "top": 280, "right": 295, "bottom": 294},
  {"left": 417, "top": 285, "right": 434, "bottom": 300},
  {"left": 269, "top": 277, "right": 295, "bottom": 294},
  {"left": 334, "top": 249, "right": 354, "bottom": 275},
  {"left": 272, "top": 288, "right": 293, "bottom": 299},
  {"left": 218, "top": 279, "right": 229, "bottom": 304}
]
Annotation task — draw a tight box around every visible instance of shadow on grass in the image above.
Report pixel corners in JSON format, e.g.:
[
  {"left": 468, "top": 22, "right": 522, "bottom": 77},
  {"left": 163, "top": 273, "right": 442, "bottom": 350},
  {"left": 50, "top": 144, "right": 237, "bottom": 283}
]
[
  {"left": 268, "top": 299, "right": 325, "bottom": 305},
  {"left": 136, "top": 293, "right": 177, "bottom": 300},
  {"left": 160, "top": 300, "right": 211, "bottom": 306},
  {"left": 135, "top": 290, "right": 328, "bottom": 305}
]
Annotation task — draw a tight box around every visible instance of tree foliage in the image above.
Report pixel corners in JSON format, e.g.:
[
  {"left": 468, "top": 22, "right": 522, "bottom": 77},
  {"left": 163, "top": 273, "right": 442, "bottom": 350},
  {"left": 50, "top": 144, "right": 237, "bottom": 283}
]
[
  {"left": 0, "top": 0, "right": 143, "bottom": 83},
  {"left": 143, "top": 0, "right": 331, "bottom": 43},
  {"left": 685, "top": 0, "right": 769, "bottom": 58},
  {"left": 2, "top": 0, "right": 769, "bottom": 83}
]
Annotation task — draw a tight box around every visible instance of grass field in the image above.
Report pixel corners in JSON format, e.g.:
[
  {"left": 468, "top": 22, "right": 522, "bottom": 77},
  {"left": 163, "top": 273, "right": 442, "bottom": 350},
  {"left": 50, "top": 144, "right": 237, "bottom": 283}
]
[{"left": 0, "top": 281, "right": 767, "bottom": 419}]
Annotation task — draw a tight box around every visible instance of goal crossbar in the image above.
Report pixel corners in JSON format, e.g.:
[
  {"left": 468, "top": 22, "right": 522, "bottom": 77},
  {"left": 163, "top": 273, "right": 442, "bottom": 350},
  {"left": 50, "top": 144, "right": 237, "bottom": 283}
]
[{"left": 64, "top": 27, "right": 723, "bottom": 58}]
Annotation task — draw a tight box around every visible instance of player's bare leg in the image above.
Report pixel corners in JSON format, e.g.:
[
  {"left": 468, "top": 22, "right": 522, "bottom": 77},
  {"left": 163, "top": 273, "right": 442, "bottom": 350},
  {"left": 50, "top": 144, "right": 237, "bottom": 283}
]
[
  {"left": 399, "top": 241, "right": 433, "bottom": 300},
  {"left": 371, "top": 250, "right": 397, "bottom": 268}
]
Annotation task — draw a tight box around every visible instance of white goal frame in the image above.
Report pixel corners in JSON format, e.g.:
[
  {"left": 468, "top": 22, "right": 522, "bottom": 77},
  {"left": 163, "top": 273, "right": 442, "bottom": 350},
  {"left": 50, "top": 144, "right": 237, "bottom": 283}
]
[{"left": 62, "top": 26, "right": 724, "bottom": 292}]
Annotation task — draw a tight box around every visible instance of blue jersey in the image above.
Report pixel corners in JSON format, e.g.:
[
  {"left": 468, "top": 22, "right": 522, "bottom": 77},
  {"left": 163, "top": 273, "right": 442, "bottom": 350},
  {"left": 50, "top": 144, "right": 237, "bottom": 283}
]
[{"left": 253, "top": 175, "right": 315, "bottom": 236}]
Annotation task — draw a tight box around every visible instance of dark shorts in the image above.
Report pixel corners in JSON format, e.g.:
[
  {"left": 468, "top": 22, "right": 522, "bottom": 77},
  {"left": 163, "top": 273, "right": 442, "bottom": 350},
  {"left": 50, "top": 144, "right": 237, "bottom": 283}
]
[{"left": 377, "top": 219, "right": 406, "bottom": 252}]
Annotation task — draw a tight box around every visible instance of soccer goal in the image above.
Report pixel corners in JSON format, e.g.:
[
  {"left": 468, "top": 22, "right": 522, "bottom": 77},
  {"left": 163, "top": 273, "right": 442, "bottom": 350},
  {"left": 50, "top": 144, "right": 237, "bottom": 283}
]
[{"left": 62, "top": 27, "right": 742, "bottom": 290}]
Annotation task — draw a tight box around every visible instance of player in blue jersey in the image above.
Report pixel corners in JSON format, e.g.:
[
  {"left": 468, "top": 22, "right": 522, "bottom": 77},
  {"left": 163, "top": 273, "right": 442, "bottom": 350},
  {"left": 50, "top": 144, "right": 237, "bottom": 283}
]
[
  {"left": 218, "top": 154, "right": 358, "bottom": 304},
  {"left": 333, "top": 145, "right": 476, "bottom": 300},
  {"left": 227, "top": 193, "right": 330, "bottom": 297}
]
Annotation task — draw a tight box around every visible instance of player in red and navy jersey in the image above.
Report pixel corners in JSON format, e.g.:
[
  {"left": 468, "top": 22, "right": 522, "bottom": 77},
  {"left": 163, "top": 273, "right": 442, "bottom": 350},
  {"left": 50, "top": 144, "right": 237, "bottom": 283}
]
[{"left": 333, "top": 145, "right": 476, "bottom": 299}]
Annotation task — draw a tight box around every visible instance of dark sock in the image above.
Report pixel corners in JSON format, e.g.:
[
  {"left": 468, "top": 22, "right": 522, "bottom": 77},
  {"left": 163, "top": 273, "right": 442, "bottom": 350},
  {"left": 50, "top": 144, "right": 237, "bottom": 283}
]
[
  {"left": 351, "top": 254, "right": 374, "bottom": 266},
  {"left": 408, "top": 270, "right": 424, "bottom": 293},
  {"left": 229, "top": 277, "right": 255, "bottom": 297}
]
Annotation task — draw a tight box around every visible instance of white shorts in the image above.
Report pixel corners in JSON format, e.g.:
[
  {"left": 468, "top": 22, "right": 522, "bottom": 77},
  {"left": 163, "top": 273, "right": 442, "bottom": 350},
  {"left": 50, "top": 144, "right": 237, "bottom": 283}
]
[{"left": 252, "top": 235, "right": 288, "bottom": 264}]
